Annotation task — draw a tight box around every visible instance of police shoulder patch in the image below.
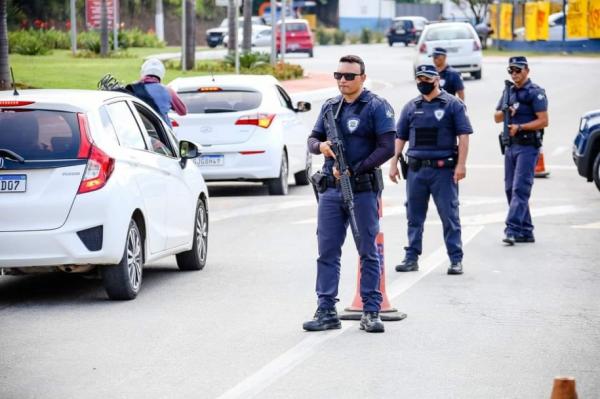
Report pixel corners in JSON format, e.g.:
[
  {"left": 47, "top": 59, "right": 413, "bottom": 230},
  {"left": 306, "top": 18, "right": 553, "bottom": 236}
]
[{"left": 537, "top": 93, "right": 545, "bottom": 100}]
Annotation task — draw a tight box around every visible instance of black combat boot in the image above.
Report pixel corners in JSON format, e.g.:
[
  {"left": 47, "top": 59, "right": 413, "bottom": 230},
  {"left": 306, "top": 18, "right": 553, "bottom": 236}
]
[
  {"left": 503, "top": 235, "right": 516, "bottom": 245},
  {"left": 395, "top": 259, "right": 419, "bottom": 272},
  {"left": 447, "top": 262, "right": 463, "bottom": 275},
  {"left": 302, "top": 308, "right": 341, "bottom": 332},
  {"left": 360, "top": 311, "right": 385, "bottom": 333}
]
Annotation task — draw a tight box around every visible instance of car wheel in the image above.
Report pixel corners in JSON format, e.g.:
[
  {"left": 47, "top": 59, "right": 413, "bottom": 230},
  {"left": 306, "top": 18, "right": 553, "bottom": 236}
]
[
  {"left": 267, "top": 152, "right": 289, "bottom": 195},
  {"left": 208, "top": 43, "right": 217, "bottom": 48},
  {"left": 471, "top": 70, "right": 482, "bottom": 80},
  {"left": 308, "top": 50, "right": 314, "bottom": 58},
  {"left": 102, "top": 219, "right": 143, "bottom": 300},
  {"left": 388, "top": 40, "right": 393, "bottom": 47},
  {"left": 593, "top": 152, "right": 600, "bottom": 192},
  {"left": 176, "top": 199, "right": 209, "bottom": 271},
  {"left": 294, "top": 152, "right": 312, "bottom": 186}
]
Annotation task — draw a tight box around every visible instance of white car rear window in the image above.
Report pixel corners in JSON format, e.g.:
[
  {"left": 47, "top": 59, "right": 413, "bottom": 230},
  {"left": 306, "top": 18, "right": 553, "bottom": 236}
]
[
  {"left": 178, "top": 90, "right": 262, "bottom": 114},
  {"left": 0, "top": 109, "right": 80, "bottom": 160},
  {"left": 425, "top": 25, "right": 474, "bottom": 41}
]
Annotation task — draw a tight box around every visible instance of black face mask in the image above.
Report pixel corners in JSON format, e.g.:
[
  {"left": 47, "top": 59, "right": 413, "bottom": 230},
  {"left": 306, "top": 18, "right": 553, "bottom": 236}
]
[{"left": 417, "top": 81, "right": 435, "bottom": 95}]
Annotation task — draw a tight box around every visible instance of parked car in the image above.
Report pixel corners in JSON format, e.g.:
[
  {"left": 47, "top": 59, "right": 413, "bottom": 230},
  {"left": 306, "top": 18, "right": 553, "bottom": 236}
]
[
  {"left": 414, "top": 22, "right": 483, "bottom": 79},
  {"left": 168, "top": 75, "right": 312, "bottom": 195},
  {"left": 0, "top": 90, "right": 209, "bottom": 300},
  {"left": 206, "top": 16, "right": 267, "bottom": 48},
  {"left": 514, "top": 12, "right": 574, "bottom": 41},
  {"left": 573, "top": 109, "right": 600, "bottom": 192},
  {"left": 223, "top": 25, "right": 272, "bottom": 48},
  {"left": 275, "top": 19, "right": 314, "bottom": 57},
  {"left": 386, "top": 16, "right": 428, "bottom": 47}
]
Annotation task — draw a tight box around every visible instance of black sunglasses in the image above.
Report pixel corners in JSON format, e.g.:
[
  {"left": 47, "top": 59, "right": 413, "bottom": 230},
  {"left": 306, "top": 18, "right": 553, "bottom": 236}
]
[
  {"left": 507, "top": 67, "right": 523, "bottom": 74},
  {"left": 333, "top": 72, "right": 361, "bottom": 81}
]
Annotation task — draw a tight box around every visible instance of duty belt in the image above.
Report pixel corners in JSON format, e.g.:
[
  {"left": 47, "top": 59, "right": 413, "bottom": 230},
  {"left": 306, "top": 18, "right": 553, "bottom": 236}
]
[
  {"left": 509, "top": 131, "right": 542, "bottom": 147},
  {"left": 407, "top": 156, "right": 457, "bottom": 171},
  {"left": 325, "top": 170, "right": 383, "bottom": 192}
]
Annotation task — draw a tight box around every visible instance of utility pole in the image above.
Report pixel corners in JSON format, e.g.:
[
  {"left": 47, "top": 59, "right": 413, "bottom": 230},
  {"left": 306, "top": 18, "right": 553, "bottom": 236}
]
[
  {"left": 235, "top": 0, "right": 240, "bottom": 74},
  {"left": 270, "top": 1, "right": 276, "bottom": 65},
  {"left": 113, "top": 0, "right": 119, "bottom": 51},
  {"left": 181, "top": 0, "right": 186, "bottom": 70},
  {"left": 280, "top": 0, "right": 286, "bottom": 63},
  {"left": 70, "top": 0, "right": 77, "bottom": 54},
  {"left": 155, "top": 0, "right": 165, "bottom": 42}
]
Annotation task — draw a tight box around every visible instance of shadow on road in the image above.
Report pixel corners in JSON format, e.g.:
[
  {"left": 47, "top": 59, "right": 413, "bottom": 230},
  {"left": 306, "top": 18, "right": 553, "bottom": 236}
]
[{"left": 207, "top": 182, "right": 308, "bottom": 197}]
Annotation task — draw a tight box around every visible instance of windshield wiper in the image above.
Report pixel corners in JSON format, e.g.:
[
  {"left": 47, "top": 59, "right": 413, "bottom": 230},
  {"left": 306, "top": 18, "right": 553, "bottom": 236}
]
[
  {"left": 0, "top": 149, "right": 26, "bottom": 163},
  {"left": 204, "top": 108, "right": 234, "bottom": 113}
]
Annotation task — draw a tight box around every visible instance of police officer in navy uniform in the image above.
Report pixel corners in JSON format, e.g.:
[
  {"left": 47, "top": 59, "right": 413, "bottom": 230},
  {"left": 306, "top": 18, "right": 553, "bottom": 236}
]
[
  {"left": 494, "top": 56, "right": 548, "bottom": 245},
  {"left": 431, "top": 47, "right": 465, "bottom": 101},
  {"left": 390, "top": 65, "right": 472, "bottom": 275},
  {"left": 303, "top": 55, "right": 396, "bottom": 333}
]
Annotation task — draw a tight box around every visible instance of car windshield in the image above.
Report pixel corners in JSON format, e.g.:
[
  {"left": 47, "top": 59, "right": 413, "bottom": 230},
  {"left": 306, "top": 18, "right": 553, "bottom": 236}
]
[
  {"left": 414, "top": 19, "right": 427, "bottom": 29},
  {"left": 0, "top": 109, "right": 80, "bottom": 161},
  {"left": 178, "top": 90, "right": 262, "bottom": 114},
  {"left": 425, "top": 25, "right": 474, "bottom": 41},
  {"left": 284, "top": 23, "right": 308, "bottom": 32}
]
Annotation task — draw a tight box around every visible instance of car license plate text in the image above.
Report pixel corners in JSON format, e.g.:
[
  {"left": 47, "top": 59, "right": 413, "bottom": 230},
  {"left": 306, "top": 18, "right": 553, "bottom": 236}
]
[
  {"left": 198, "top": 154, "right": 224, "bottom": 166},
  {"left": 0, "top": 174, "right": 27, "bottom": 193}
]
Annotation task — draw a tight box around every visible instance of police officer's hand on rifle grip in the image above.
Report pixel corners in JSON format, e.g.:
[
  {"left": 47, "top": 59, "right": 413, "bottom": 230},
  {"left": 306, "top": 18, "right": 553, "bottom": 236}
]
[{"left": 319, "top": 140, "right": 336, "bottom": 159}]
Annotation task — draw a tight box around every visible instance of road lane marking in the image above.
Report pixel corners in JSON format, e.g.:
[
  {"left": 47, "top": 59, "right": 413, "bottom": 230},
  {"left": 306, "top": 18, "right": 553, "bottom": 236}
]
[
  {"left": 550, "top": 146, "right": 568, "bottom": 157},
  {"left": 215, "top": 226, "right": 484, "bottom": 399},
  {"left": 211, "top": 199, "right": 314, "bottom": 222},
  {"left": 571, "top": 221, "right": 600, "bottom": 229}
]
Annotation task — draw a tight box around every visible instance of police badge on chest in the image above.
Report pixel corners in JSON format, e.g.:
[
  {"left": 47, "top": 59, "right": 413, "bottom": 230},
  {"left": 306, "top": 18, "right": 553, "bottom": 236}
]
[
  {"left": 347, "top": 118, "right": 360, "bottom": 133},
  {"left": 434, "top": 109, "right": 445, "bottom": 121}
]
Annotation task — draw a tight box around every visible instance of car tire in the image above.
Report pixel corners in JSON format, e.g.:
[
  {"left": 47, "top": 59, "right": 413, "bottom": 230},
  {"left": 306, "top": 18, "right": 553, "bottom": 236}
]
[
  {"left": 404, "top": 41, "right": 409, "bottom": 47},
  {"left": 176, "top": 199, "right": 209, "bottom": 271},
  {"left": 388, "top": 40, "right": 393, "bottom": 47},
  {"left": 593, "top": 152, "right": 600, "bottom": 192},
  {"left": 294, "top": 153, "right": 312, "bottom": 186},
  {"left": 102, "top": 219, "right": 143, "bottom": 300},
  {"left": 308, "top": 49, "right": 314, "bottom": 58},
  {"left": 471, "top": 70, "right": 482, "bottom": 80},
  {"left": 208, "top": 43, "right": 217, "bottom": 48},
  {"left": 267, "top": 152, "right": 289, "bottom": 195}
]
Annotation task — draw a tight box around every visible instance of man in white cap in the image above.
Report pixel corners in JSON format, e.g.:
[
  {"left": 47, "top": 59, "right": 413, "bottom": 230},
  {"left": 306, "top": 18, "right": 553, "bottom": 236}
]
[{"left": 129, "top": 58, "right": 187, "bottom": 124}]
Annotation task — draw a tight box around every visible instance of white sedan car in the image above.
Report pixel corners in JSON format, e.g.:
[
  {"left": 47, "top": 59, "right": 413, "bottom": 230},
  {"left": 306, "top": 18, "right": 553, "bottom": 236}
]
[
  {"left": 414, "top": 22, "right": 483, "bottom": 79},
  {"left": 0, "top": 90, "right": 209, "bottom": 300},
  {"left": 223, "top": 25, "right": 272, "bottom": 48},
  {"left": 169, "top": 75, "right": 312, "bottom": 195}
]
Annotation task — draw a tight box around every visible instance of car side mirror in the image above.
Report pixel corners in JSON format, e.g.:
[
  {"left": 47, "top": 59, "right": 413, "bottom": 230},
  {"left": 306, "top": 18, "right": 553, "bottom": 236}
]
[
  {"left": 296, "top": 101, "right": 311, "bottom": 113},
  {"left": 179, "top": 140, "right": 199, "bottom": 159}
]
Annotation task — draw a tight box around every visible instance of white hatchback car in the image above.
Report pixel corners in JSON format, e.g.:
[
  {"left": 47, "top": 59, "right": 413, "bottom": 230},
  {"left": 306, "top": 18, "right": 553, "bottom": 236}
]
[
  {"left": 414, "top": 22, "right": 483, "bottom": 79},
  {"left": 223, "top": 25, "right": 272, "bottom": 48},
  {"left": 169, "top": 75, "right": 312, "bottom": 195},
  {"left": 0, "top": 90, "right": 209, "bottom": 300}
]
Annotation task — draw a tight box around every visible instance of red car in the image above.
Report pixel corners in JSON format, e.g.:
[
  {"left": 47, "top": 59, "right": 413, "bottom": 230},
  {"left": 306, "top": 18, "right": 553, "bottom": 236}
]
[{"left": 275, "top": 19, "right": 314, "bottom": 57}]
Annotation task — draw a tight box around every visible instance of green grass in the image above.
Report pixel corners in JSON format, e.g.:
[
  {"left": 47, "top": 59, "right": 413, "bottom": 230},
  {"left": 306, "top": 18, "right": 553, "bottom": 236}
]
[
  {"left": 10, "top": 47, "right": 212, "bottom": 89},
  {"left": 483, "top": 48, "right": 600, "bottom": 58}
]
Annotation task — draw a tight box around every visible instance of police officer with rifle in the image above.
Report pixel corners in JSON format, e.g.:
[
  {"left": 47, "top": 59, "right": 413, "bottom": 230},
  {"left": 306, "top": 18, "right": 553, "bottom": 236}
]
[
  {"left": 494, "top": 56, "right": 548, "bottom": 245},
  {"left": 304, "top": 55, "right": 396, "bottom": 334}
]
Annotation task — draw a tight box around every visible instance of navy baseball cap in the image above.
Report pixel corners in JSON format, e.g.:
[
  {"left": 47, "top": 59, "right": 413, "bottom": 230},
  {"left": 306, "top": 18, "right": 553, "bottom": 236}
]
[
  {"left": 508, "top": 56, "right": 528, "bottom": 68},
  {"left": 431, "top": 47, "right": 447, "bottom": 57},
  {"left": 415, "top": 64, "right": 439, "bottom": 78}
]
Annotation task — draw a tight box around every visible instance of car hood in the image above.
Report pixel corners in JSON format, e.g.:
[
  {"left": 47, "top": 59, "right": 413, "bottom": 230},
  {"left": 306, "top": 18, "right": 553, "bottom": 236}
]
[{"left": 206, "top": 27, "right": 228, "bottom": 34}]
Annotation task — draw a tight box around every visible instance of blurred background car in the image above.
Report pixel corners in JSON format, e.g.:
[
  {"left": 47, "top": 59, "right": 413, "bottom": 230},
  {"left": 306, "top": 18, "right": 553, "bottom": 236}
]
[
  {"left": 573, "top": 109, "right": 600, "bottom": 192},
  {"left": 206, "top": 16, "right": 267, "bottom": 48},
  {"left": 513, "top": 12, "right": 572, "bottom": 41},
  {"left": 0, "top": 89, "right": 208, "bottom": 300},
  {"left": 414, "top": 22, "right": 483, "bottom": 79},
  {"left": 386, "top": 16, "right": 428, "bottom": 47},
  {"left": 168, "top": 75, "right": 312, "bottom": 195},
  {"left": 275, "top": 19, "right": 314, "bottom": 57},
  {"left": 223, "top": 25, "right": 272, "bottom": 48}
]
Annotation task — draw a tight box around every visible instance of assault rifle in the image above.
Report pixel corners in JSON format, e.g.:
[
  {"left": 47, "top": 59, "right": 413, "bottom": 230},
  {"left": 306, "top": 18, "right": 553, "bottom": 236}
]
[
  {"left": 499, "top": 80, "right": 514, "bottom": 155},
  {"left": 323, "top": 107, "right": 361, "bottom": 249}
]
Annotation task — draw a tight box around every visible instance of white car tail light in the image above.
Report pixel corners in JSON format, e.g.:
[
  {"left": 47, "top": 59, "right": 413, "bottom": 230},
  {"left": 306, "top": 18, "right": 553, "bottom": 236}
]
[
  {"left": 235, "top": 113, "right": 275, "bottom": 129},
  {"left": 76, "top": 113, "right": 115, "bottom": 194}
]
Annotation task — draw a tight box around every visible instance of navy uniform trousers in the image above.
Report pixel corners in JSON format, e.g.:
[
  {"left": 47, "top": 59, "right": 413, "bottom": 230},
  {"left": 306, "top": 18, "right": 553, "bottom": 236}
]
[
  {"left": 504, "top": 144, "right": 539, "bottom": 238},
  {"left": 316, "top": 187, "right": 382, "bottom": 312},
  {"left": 405, "top": 166, "right": 463, "bottom": 263}
]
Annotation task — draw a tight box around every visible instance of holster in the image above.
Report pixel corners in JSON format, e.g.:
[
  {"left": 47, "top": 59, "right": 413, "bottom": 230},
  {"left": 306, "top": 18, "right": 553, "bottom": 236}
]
[
  {"left": 399, "top": 154, "right": 409, "bottom": 179},
  {"left": 498, "top": 133, "right": 508, "bottom": 155},
  {"left": 310, "top": 171, "right": 328, "bottom": 193}
]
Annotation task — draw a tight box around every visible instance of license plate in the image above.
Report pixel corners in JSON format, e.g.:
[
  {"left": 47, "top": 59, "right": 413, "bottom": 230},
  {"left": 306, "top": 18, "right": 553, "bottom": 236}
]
[
  {"left": 0, "top": 174, "right": 27, "bottom": 193},
  {"left": 446, "top": 47, "right": 459, "bottom": 53},
  {"left": 288, "top": 43, "right": 300, "bottom": 50},
  {"left": 198, "top": 154, "right": 224, "bottom": 166}
]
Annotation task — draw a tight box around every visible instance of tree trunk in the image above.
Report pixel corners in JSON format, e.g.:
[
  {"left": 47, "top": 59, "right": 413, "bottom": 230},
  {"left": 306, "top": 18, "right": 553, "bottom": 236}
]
[
  {"left": 184, "top": 0, "right": 196, "bottom": 70},
  {"left": 100, "top": 0, "right": 109, "bottom": 56},
  {"left": 0, "top": 0, "right": 10, "bottom": 90},
  {"left": 155, "top": 0, "right": 164, "bottom": 42},
  {"left": 242, "top": 0, "right": 252, "bottom": 52},
  {"left": 227, "top": 0, "right": 237, "bottom": 54}
]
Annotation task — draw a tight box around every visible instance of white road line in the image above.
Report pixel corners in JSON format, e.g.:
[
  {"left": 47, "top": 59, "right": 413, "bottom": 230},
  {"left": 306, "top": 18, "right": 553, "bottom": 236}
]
[
  {"left": 424, "top": 205, "right": 580, "bottom": 226},
  {"left": 215, "top": 226, "right": 484, "bottom": 399},
  {"left": 550, "top": 146, "right": 569, "bottom": 157},
  {"left": 211, "top": 199, "right": 314, "bottom": 222},
  {"left": 571, "top": 221, "right": 600, "bottom": 229}
]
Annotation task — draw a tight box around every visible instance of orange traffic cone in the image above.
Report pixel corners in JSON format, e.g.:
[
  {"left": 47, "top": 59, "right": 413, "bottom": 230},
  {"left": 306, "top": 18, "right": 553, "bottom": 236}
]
[
  {"left": 550, "top": 377, "right": 578, "bottom": 399},
  {"left": 339, "top": 198, "right": 407, "bottom": 322},
  {"left": 535, "top": 147, "right": 550, "bottom": 178}
]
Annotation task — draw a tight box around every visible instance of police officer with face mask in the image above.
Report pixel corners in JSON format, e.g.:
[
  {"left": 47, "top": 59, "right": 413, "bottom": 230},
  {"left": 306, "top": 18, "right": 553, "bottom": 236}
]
[
  {"left": 389, "top": 65, "right": 473, "bottom": 275},
  {"left": 494, "top": 56, "right": 548, "bottom": 245},
  {"left": 303, "top": 55, "right": 396, "bottom": 333}
]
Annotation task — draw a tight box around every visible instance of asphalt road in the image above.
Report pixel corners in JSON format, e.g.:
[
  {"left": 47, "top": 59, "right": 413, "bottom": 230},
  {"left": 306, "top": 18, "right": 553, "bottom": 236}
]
[{"left": 1, "top": 44, "right": 599, "bottom": 399}]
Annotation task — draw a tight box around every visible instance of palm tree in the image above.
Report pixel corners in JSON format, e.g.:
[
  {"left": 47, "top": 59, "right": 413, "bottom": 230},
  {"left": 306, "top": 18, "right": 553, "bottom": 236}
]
[
  {"left": 100, "top": 0, "right": 109, "bottom": 56},
  {"left": 0, "top": 0, "right": 10, "bottom": 90},
  {"left": 242, "top": 0, "right": 252, "bottom": 52},
  {"left": 155, "top": 0, "right": 164, "bottom": 42},
  {"left": 183, "top": 0, "right": 196, "bottom": 70},
  {"left": 227, "top": 0, "right": 237, "bottom": 54}
]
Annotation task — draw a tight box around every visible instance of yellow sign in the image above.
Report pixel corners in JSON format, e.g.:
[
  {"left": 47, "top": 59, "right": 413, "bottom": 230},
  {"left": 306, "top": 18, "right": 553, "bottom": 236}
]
[
  {"left": 589, "top": 0, "right": 600, "bottom": 38},
  {"left": 490, "top": 4, "right": 499, "bottom": 39},
  {"left": 567, "top": 0, "right": 588, "bottom": 38},
  {"left": 525, "top": 2, "right": 539, "bottom": 40},
  {"left": 500, "top": 3, "right": 514, "bottom": 40},
  {"left": 536, "top": 2, "right": 550, "bottom": 40}
]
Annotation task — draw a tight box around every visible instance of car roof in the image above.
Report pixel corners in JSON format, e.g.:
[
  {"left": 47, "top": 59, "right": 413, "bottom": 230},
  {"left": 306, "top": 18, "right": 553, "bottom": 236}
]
[
  {"left": 168, "top": 75, "right": 280, "bottom": 91},
  {"left": 277, "top": 18, "right": 309, "bottom": 24},
  {"left": 423, "top": 21, "right": 474, "bottom": 30},
  {"left": 393, "top": 16, "right": 427, "bottom": 20},
  {"left": 0, "top": 89, "right": 132, "bottom": 112}
]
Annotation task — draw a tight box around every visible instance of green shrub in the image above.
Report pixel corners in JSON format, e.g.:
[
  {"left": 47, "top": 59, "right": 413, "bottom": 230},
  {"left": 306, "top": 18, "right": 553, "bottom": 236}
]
[
  {"left": 77, "top": 31, "right": 102, "bottom": 53},
  {"left": 360, "top": 28, "right": 372, "bottom": 44},
  {"left": 373, "top": 31, "right": 384, "bottom": 44},
  {"left": 348, "top": 35, "right": 360, "bottom": 44},
  {"left": 333, "top": 30, "right": 346, "bottom": 45},
  {"left": 119, "top": 28, "right": 165, "bottom": 48},
  {"left": 224, "top": 51, "right": 270, "bottom": 69},
  {"left": 41, "top": 28, "right": 70, "bottom": 50},
  {"left": 315, "top": 27, "right": 333, "bottom": 45},
  {"left": 10, "top": 32, "right": 51, "bottom": 55}
]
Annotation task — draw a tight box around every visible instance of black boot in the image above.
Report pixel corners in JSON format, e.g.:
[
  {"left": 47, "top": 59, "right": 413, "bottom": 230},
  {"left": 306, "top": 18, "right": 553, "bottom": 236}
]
[
  {"left": 395, "top": 259, "right": 419, "bottom": 272},
  {"left": 447, "top": 262, "right": 463, "bottom": 275},
  {"left": 360, "top": 311, "right": 385, "bottom": 333},
  {"left": 503, "top": 235, "right": 516, "bottom": 245},
  {"left": 302, "top": 308, "right": 341, "bottom": 332}
]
